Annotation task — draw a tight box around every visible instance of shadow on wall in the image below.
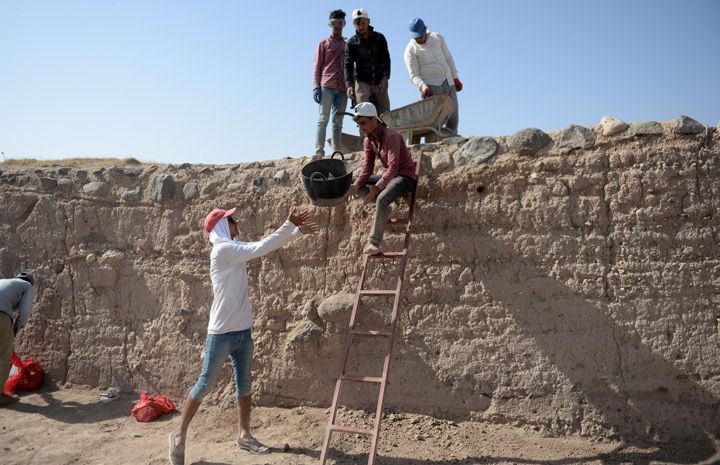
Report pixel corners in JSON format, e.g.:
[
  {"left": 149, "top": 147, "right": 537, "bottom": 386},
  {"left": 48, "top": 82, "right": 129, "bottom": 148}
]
[{"left": 477, "top": 235, "right": 718, "bottom": 463}]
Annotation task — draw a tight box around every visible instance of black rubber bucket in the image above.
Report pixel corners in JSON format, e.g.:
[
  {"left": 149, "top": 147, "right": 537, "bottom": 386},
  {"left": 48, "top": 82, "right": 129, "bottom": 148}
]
[{"left": 300, "top": 151, "right": 353, "bottom": 207}]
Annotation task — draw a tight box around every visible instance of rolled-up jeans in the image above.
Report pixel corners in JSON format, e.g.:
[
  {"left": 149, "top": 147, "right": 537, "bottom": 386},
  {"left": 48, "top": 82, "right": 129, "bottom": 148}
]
[
  {"left": 425, "top": 80, "right": 459, "bottom": 134},
  {"left": 189, "top": 329, "right": 253, "bottom": 401},
  {"left": 357, "top": 175, "right": 416, "bottom": 245},
  {"left": 315, "top": 87, "right": 348, "bottom": 156}
]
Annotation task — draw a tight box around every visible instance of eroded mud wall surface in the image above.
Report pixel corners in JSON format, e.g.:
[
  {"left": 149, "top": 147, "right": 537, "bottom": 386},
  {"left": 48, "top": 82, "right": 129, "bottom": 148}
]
[{"left": 1, "top": 121, "right": 718, "bottom": 446}]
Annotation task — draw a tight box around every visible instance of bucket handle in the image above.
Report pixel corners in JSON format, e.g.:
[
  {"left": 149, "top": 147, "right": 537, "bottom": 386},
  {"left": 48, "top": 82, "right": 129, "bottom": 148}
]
[
  {"left": 310, "top": 171, "right": 328, "bottom": 182},
  {"left": 330, "top": 151, "right": 345, "bottom": 160}
]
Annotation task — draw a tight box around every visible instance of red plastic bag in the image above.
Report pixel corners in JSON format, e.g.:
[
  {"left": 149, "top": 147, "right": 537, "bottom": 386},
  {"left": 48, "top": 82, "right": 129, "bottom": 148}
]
[
  {"left": 4, "top": 351, "right": 44, "bottom": 395},
  {"left": 131, "top": 391, "right": 177, "bottom": 422}
]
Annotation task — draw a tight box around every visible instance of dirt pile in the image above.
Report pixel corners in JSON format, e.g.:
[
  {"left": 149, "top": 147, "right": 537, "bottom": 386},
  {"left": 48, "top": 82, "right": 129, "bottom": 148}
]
[{"left": 1, "top": 116, "right": 718, "bottom": 449}]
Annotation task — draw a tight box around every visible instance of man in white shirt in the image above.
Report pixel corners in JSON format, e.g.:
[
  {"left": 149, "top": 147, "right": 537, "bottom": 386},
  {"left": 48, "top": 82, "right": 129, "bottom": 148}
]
[
  {"left": 403, "top": 17, "right": 463, "bottom": 135},
  {"left": 169, "top": 207, "right": 318, "bottom": 464}
]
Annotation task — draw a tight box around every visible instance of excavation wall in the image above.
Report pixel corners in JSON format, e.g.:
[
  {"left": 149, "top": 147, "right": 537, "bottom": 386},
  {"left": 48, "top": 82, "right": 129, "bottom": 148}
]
[{"left": 1, "top": 119, "right": 718, "bottom": 449}]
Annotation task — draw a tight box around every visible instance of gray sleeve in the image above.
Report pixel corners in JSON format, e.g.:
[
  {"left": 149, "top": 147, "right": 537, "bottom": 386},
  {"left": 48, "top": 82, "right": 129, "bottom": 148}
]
[{"left": 15, "top": 286, "right": 35, "bottom": 330}]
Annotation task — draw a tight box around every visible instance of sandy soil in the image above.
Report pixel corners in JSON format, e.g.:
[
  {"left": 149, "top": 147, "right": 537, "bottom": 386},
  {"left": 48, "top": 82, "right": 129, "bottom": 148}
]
[{"left": 1, "top": 387, "right": 717, "bottom": 465}]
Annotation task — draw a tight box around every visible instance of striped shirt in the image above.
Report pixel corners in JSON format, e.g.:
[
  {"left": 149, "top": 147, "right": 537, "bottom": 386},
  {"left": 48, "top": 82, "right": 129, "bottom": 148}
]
[{"left": 313, "top": 36, "right": 346, "bottom": 90}]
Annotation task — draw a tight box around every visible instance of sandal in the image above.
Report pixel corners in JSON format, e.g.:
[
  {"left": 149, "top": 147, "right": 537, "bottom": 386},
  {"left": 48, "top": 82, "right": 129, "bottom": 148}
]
[
  {"left": 168, "top": 431, "right": 185, "bottom": 465},
  {"left": 236, "top": 436, "right": 270, "bottom": 455}
]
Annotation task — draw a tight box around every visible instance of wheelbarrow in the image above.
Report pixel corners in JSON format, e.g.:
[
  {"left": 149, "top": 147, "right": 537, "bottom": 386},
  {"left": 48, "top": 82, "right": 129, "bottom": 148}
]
[
  {"left": 379, "top": 94, "right": 457, "bottom": 145},
  {"left": 300, "top": 151, "right": 353, "bottom": 207}
]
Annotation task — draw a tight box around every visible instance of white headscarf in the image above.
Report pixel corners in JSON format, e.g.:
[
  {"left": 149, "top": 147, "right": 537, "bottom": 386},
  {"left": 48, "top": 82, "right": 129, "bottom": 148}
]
[{"left": 209, "top": 217, "right": 233, "bottom": 245}]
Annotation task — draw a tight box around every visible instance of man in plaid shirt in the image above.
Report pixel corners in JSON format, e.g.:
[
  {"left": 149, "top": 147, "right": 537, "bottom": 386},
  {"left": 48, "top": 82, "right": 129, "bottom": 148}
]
[{"left": 313, "top": 9, "right": 348, "bottom": 158}]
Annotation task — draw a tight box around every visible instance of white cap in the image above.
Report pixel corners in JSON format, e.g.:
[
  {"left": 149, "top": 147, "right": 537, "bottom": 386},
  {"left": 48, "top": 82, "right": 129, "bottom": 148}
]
[
  {"left": 353, "top": 102, "right": 380, "bottom": 120},
  {"left": 352, "top": 8, "right": 369, "bottom": 20}
]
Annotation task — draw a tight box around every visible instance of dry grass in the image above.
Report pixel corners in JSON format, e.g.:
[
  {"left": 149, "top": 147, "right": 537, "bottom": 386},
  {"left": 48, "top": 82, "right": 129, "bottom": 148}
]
[{"left": 0, "top": 157, "right": 154, "bottom": 169}]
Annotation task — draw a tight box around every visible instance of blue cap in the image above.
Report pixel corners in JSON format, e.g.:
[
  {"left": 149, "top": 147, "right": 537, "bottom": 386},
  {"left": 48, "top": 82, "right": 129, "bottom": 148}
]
[{"left": 409, "top": 17, "right": 425, "bottom": 38}]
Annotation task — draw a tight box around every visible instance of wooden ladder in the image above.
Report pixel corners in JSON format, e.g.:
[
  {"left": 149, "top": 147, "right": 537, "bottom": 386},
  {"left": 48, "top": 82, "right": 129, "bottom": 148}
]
[{"left": 319, "top": 155, "right": 422, "bottom": 465}]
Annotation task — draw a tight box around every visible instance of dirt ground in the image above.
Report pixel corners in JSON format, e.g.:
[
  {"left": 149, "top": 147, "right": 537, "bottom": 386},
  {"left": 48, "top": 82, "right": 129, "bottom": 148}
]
[{"left": 0, "top": 387, "right": 718, "bottom": 465}]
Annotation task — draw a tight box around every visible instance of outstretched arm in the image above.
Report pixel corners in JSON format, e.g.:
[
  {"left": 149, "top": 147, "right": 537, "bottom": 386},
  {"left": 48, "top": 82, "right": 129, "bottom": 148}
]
[{"left": 226, "top": 209, "right": 318, "bottom": 263}]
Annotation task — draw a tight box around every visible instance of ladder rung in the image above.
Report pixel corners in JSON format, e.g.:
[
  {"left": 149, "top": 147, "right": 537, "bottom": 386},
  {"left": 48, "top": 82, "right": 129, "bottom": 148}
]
[
  {"left": 360, "top": 289, "right": 398, "bottom": 296},
  {"left": 341, "top": 375, "right": 383, "bottom": 384},
  {"left": 368, "top": 251, "right": 406, "bottom": 259},
  {"left": 330, "top": 425, "right": 374, "bottom": 436},
  {"left": 351, "top": 329, "right": 392, "bottom": 337}
]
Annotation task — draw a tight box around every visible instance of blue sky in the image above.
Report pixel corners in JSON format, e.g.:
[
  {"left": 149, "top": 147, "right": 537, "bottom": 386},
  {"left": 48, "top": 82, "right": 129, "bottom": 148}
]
[{"left": 1, "top": 0, "right": 718, "bottom": 164}]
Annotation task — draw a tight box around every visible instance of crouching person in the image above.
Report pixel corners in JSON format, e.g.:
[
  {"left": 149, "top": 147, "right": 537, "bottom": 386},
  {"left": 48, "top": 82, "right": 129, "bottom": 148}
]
[
  {"left": 169, "top": 207, "right": 318, "bottom": 464},
  {"left": 0, "top": 271, "right": 35, "bottom": 406},
  {"left": 347, "top": 102, "right": 418, "bottom": 255}
]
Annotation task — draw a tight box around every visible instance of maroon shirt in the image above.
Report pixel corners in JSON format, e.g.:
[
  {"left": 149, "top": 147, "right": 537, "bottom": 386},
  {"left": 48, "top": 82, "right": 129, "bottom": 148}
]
[
  {"left": 354, "top": 125, "right": 417, "bottom": 190},
  {"left": 313, "top": 36, "right": 346, "bottom": 90}
]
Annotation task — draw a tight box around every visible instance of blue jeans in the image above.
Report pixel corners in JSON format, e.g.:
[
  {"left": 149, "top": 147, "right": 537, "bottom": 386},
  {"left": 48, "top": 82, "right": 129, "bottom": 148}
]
[
  {"left": 189, "top": 329, "right": 253, "bottom": 401},
  {"left": 315, "top": 87, "right": 348, "bottom": 156}
]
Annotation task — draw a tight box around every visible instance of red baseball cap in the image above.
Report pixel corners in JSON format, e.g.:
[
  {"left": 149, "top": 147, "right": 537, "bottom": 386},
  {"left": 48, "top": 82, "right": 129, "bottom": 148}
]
[{"left": 204, "top": 207, "right": 237, "bottom": 233}]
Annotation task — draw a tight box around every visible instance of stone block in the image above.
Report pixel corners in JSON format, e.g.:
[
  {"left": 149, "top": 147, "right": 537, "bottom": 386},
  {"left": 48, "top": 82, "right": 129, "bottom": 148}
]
[
  {"left": 453, "top": 136, "right": 498, "bottom": 166},
  {"left": 507, "top": 128, "right": 552, "bottom": 155}
]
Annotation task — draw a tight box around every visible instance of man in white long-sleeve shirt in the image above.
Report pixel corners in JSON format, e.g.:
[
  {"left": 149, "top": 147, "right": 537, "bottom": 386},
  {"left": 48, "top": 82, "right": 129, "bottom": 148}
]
[
  {"left": 403, "top": 17, "right": 463, "bottom": 135},
  {"left": 169, "top": 207, "right": 318, "bottom": 464}
]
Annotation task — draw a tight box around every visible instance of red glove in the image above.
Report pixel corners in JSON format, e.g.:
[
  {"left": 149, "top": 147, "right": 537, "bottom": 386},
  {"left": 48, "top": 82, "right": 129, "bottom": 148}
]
[
  {"left": 454, "top": 78, "right": 463, "bottom": 91},
  {"left": 421, "top": 84, "right": 431, "bottom": 98}
]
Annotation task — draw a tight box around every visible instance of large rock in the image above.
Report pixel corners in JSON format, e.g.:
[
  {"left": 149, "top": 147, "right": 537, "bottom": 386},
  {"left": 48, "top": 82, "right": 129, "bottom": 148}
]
[
  {"left": 628, "top": 121, "right": 663, "bottom": 136},
  {"left": 672, "top": 115, "right": 704, "bottom": 135},
  {"left": 453, "top": 136, "right": 498, "bottom": 166},
  {"left": 507, "top": 128, "right": 551, "bottom": 155},
  {"left": 183, "top": 182, "right": 199, "bottom": 200},
  {"left": 600, "top": 116, "right": 629, "bottom": 136},
  {"left": 555, "top": 125, "right": 596, "bottom": 151},
  {"left": 151, "top": 174, "right": 175, "bottom": 203},
  {"left": 317, "top": 293, "right": 355, "bottom": 323},
  {"left": 82, "top": 181, "right": 110, "bottom": 197}
]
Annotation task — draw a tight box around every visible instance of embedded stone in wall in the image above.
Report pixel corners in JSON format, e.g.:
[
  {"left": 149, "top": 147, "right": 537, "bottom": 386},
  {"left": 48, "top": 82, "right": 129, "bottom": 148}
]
[
  {"left": 36, "top": 177, "right": 57, "bottom": 191},
  {"left": 121, "top": 187, "right": 141, "bottom": 203},
  {"left": 507, "top": 128, "right": 551, "bottom": 155},
  {"left": 672, "top": 115, "right": 704, "bottom": 134},
  {"left": 317, "top": 293, "right": 354, "bottom": 323},
  {"left": 431, "top": 152, "right": 453, "bottom": 171},
  {"left": 183, "top": 182, "right": 199, "bottom": 200},
  {"left": 58, "top": 178, "right": 74, "bottom": 192},
  {"left": 99, "top": 250, "right": 125, "bottom": 265},
  {"left": 600, "top": 116, "right": 629, "bottom": 136},
  {"left": 287, "top": 320, "right": 323, "bottom": 346},
  {"left": 453, "top": 136, "right": 498, "bottom": 166},
  {"left": 82, "top": 181, "right": 110, "bottom": 197},
  {"left": 228, "top": 183, "right": 242, "bottom": 191},
  {"left": 442, "top": 136, "right": 469, "bottom": 146},
  {"left": 628, "top": 121, "right": 663, "bottom": 136},
  {"left": 151, "top": 174, "right": 175, "bottom": 203},
  {"left": 274, "top": 170, "right": 289, "bottom": 183},
  {"left": 555, "top": 125, "right": 596, "bottom": 151}
]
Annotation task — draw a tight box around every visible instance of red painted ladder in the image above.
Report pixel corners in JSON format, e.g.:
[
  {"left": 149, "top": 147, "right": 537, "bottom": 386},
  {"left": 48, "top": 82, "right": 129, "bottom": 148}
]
[{"left": 319, "top": 154, "right": 422, "bottom": 465}]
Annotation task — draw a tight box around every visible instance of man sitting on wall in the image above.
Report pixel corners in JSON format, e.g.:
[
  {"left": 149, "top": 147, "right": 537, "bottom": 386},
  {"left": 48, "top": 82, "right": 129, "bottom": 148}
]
[{"left": 347, "top": 102, "right": 418, "bottom": 255}]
